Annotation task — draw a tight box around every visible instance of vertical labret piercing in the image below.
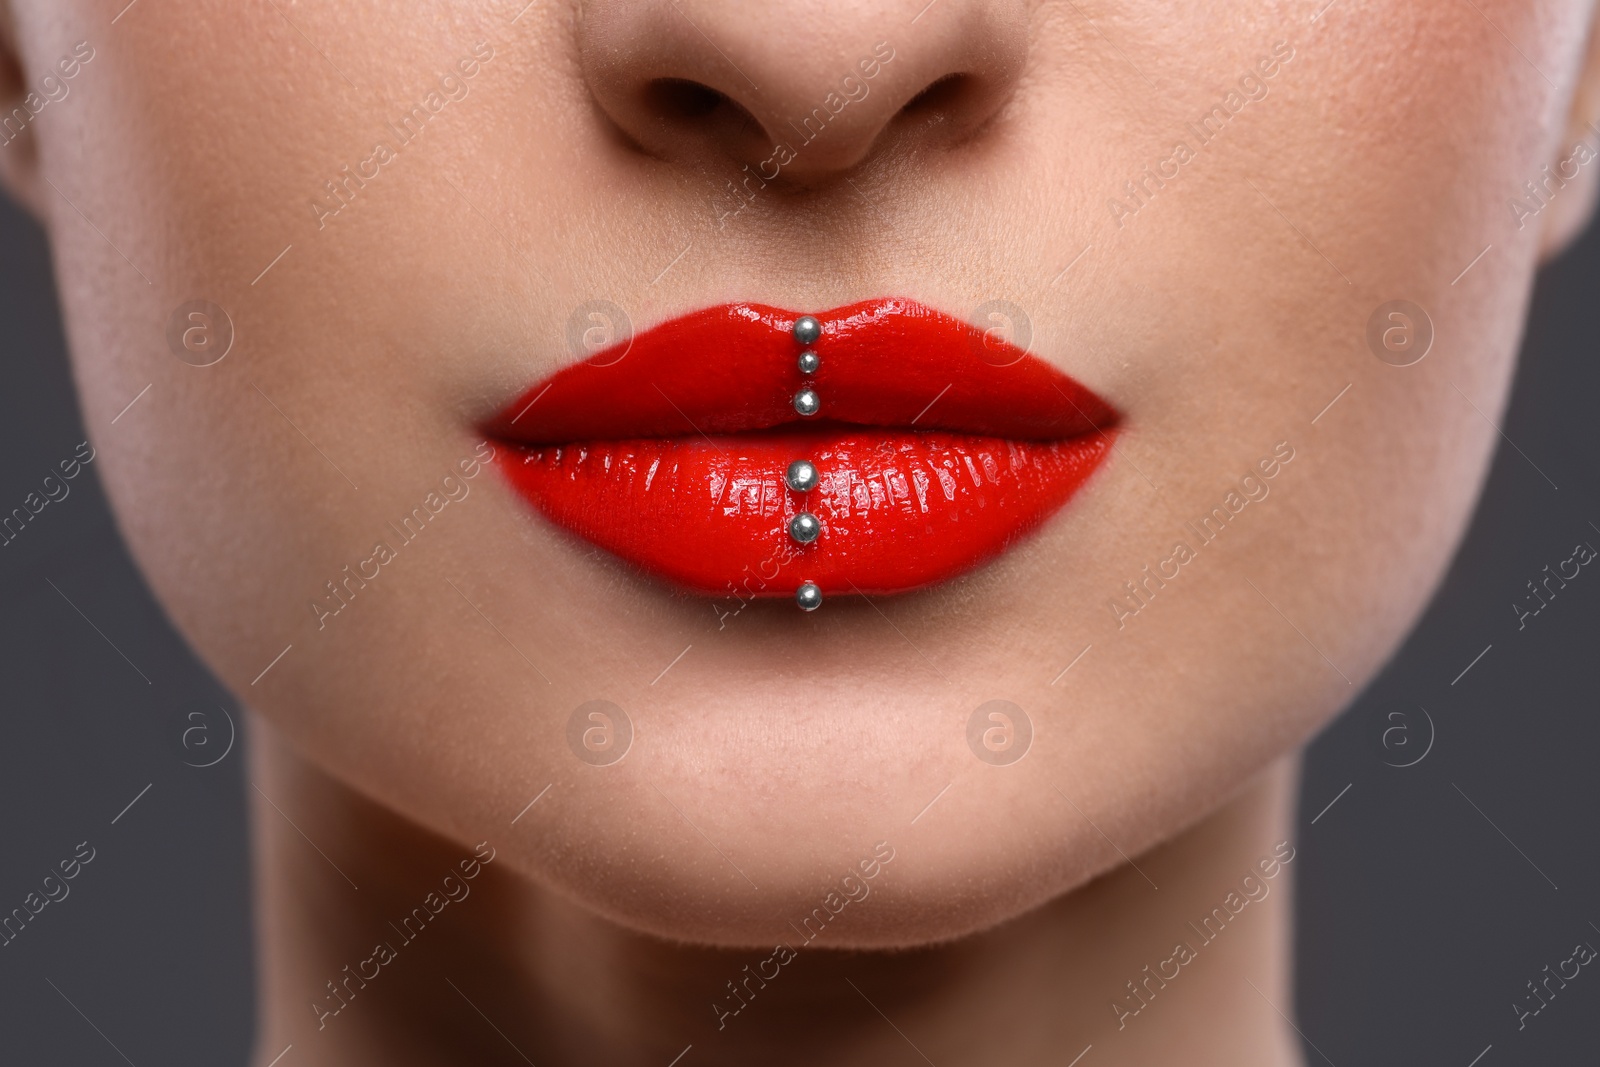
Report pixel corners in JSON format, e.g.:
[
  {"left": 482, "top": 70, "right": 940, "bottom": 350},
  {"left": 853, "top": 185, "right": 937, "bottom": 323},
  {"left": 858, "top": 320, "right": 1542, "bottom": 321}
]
[
  {"left": 791, "top": 318, "right": 824, "bottom": 612},
  {"left": 788, "top": 512, "right": 821, "bottom": 544},
  {"left": 793, "top": 316, "right": 821, "bottom": 345},
  {"left": 785, "top": 460, "right": 819, "bottom": 492}
]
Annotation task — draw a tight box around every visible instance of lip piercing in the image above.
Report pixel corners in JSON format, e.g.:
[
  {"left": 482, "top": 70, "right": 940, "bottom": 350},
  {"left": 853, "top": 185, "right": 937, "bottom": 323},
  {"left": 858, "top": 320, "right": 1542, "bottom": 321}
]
[
  {"left": 793, "top": 315, "right": 821, "bottom": 346},
  {"left": 790, "top": 319, "right": 824, "bottom": 611},
  {"left": 788, "top": 512, "right": 821, "bottom": 545},
  {"left": 785, "top": 459, "right": 819, "bottom": 493}
]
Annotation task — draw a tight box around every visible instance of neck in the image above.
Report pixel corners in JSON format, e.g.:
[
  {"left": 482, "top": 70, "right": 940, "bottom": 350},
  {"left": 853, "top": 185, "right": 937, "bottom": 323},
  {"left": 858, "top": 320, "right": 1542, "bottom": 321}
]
[{"left": 247, "top": 720, "right": 1305, "bottom": 1067}]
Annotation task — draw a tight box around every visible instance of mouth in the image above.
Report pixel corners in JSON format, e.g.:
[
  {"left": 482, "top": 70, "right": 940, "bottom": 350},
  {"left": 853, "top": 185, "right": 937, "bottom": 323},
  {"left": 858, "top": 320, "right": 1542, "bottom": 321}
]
[{"left": 483, "top": 297, "right": 1118, "bottom": 608}]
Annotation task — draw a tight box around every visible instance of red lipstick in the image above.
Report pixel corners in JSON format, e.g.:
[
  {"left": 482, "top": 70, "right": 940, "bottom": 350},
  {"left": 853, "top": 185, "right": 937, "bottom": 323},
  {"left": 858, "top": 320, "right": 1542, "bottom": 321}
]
[{"left": 485, "top": 298, "right": 1117, "bottom": 605}]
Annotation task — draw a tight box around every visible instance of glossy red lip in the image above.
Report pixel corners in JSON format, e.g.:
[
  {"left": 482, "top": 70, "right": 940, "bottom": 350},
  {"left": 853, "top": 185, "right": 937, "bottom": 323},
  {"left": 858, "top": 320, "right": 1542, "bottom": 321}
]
[{"left": 484, "top": 298, "right": 1118, "bottom": 601}]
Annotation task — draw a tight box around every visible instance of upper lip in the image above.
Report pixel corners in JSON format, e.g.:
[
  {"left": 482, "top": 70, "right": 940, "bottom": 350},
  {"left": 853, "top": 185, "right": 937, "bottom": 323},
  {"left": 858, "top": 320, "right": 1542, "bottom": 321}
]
[{"left": 484, "top": 296, "right": 1118, "bottom": 444}]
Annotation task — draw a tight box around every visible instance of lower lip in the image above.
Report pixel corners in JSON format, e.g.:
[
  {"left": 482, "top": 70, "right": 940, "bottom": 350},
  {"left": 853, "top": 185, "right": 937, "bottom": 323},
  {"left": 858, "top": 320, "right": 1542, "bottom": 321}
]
[{"left": 494, "top": 427, "right": 1113, "bottom": 598}]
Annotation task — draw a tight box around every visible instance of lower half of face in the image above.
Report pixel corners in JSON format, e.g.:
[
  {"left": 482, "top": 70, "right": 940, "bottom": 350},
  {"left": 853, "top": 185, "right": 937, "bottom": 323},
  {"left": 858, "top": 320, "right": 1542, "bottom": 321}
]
[{"left": 15, "top": 0, "right": 1592, "bottom": 945}]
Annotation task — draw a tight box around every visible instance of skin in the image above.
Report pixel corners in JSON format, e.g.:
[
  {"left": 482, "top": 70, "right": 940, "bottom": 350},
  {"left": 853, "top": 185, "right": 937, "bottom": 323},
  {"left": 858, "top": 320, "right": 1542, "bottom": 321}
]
[{"left": 3, "top": 0, "right": 1599, "bottom": 1063}]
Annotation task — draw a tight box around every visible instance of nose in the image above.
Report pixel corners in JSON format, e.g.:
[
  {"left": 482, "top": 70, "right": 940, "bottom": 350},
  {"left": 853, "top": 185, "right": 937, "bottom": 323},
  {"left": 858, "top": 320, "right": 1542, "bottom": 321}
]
[{"left": 576, "top": 0, "right": 1028, "bottom": 182}]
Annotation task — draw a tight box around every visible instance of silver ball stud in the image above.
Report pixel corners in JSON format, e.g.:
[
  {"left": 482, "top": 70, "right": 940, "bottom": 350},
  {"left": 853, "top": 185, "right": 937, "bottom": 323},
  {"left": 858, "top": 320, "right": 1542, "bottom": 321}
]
[
  {"left": 788, "top": 512, "right": 821, "bottom": 544},
  {"left": 797, "top": 350, "right": 820, "bottom": 375},
  {"left": 793, "top": 387, "right": 820, "bottom": 417},
  {"left": 793, "top": 316, "right": 821, "bottom": 346},
  {"left": 796, "top": 581, "right": 823, "bottom": 611},
  {"left": 785, "top": 459, "right": 819, "bottom": 493}
]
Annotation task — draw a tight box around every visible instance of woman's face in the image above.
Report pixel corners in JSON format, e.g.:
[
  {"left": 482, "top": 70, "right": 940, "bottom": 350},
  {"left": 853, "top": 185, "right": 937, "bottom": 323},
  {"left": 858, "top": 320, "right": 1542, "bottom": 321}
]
[{"left": 4, "top": 0, "right": 1595, "bottom": 946}]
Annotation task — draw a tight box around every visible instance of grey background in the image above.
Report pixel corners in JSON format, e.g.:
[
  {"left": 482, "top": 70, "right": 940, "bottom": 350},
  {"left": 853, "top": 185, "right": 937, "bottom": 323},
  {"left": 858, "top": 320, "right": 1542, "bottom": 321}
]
[{"left": 1, "top": 185, "right": 1597, "bottom": 1064}]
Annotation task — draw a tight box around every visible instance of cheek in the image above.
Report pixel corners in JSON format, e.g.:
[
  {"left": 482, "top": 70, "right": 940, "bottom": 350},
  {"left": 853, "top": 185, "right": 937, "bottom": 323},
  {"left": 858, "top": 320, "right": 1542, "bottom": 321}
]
[{"left": 983, "top": 1, "right": 1582, "bottom": 902}]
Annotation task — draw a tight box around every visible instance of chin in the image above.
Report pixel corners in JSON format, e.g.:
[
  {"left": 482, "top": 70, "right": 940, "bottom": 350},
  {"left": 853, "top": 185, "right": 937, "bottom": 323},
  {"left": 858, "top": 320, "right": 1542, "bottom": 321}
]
[
  {"left": 488, "top": 704, "right": 1132, "bottom": 950},
  {"left": 516, "top": 827, "right": 1090, "bottom": 951}
]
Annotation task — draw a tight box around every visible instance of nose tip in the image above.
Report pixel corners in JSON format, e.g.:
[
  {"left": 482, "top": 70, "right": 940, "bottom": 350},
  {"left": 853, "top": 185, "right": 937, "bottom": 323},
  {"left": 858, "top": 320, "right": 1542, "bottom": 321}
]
[{"left": 576, "top": 1, "right": 1028, "bottom": 183}]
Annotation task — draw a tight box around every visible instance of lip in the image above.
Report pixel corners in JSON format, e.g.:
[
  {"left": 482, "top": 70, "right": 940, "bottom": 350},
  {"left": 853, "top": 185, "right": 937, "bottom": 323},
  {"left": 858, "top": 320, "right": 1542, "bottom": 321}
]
[{"left": 484, "top": 297, "right": 1118, "bottom": 601}]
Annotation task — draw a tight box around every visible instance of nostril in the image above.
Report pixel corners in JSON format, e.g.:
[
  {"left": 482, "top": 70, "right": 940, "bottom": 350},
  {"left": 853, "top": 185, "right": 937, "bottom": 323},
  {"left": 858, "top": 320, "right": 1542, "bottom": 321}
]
[
  {"left": 902, "top": 73, "right": 979, "bottom": 122},
  {"left": 646, "top": 78, "right": 724, "bottom": 120},
  {"left": 578, "top": 2, "right": 1027, "bottom": 176},
  {"left": 644, "top": 78, "right": 766, "bottom": 141}
]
